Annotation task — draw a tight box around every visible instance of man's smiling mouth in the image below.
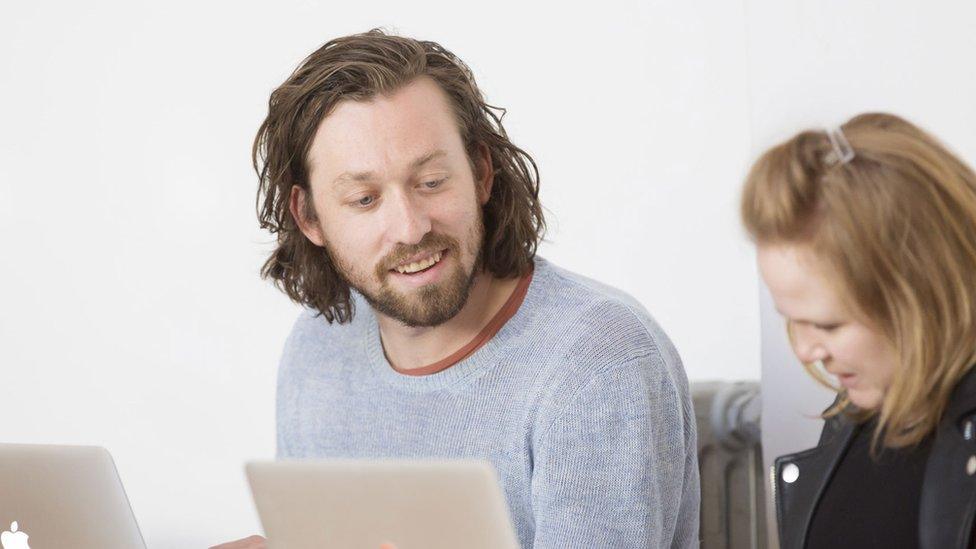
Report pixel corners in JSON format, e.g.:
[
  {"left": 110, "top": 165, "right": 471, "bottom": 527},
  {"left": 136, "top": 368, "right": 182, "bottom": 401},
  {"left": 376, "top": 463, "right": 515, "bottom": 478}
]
[{"left": 393, "top": 250, "right": 444, "bottom": 274}]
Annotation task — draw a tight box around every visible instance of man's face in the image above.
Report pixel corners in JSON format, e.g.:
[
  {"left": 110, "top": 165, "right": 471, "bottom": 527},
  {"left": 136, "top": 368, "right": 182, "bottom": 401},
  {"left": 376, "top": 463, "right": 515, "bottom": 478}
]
[{"left": 293, "top": 77, "right": 491, "bottom": 327}]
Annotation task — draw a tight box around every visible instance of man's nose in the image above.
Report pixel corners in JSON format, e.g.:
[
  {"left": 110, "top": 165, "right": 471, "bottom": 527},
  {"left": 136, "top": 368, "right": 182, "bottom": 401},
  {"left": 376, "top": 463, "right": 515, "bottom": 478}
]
[{"left": 385, "top": 190, "right": 431, "bottom": 245}]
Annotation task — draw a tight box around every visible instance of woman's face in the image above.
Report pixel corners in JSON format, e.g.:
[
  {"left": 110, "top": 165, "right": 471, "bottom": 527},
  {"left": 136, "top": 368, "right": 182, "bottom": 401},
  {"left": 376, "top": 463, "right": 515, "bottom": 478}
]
[{"left": 757, "top": 243, "right": 897, "bottom": 410}]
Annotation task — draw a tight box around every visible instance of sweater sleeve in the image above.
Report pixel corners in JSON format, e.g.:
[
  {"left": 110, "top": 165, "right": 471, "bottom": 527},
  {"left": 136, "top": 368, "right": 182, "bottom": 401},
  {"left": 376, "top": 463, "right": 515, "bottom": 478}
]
[{"left": 529, "top": 352, "right": 700, "bottom": 548}]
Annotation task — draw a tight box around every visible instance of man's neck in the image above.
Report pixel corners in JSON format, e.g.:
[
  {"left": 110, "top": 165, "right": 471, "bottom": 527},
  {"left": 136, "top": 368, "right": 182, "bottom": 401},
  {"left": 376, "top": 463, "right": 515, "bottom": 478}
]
[{"left": 375, "top": 271, "right": 521, "bottom": 371}]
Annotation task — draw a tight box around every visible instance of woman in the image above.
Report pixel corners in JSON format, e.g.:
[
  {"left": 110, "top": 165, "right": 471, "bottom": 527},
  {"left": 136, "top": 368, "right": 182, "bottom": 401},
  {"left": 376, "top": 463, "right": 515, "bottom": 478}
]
[{"left": 741, "top": 112, "right": 976, "bottom": 548}]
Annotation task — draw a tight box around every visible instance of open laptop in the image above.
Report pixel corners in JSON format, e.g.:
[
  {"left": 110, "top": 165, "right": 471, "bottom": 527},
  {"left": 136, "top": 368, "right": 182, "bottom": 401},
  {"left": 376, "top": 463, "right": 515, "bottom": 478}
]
[
  {"left": 246, "top": 459, "right": 520, "bottom": 549},
  {"left": 0, "top": 443, "right": 146, "bottom": 549}
]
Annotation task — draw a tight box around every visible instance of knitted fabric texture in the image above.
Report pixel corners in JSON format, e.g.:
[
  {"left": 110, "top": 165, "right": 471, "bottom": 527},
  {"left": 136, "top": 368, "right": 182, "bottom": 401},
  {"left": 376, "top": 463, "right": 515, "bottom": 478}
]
[{"left": 276, "top": 257, "right": 700, "bottom": 548}]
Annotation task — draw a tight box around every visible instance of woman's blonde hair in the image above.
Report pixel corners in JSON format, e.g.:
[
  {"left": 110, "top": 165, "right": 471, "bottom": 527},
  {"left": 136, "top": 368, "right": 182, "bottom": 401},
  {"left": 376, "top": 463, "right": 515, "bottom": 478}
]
[{"left": 741, "top": 112, "right": 976, "bottom": 448}]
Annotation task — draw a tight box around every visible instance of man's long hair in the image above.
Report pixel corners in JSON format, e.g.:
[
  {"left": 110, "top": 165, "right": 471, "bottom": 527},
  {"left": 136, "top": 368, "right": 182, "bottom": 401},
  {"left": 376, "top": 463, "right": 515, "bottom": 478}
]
[{"left": 253, "top": 29, "right": 545, "bottom": 323}]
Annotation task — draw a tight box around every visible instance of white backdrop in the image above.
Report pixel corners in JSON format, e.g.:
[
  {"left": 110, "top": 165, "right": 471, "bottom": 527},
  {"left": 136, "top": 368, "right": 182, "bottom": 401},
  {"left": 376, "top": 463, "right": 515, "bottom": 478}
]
[{"left": 2, "top": 1, "right": 973, "bottom": 546}]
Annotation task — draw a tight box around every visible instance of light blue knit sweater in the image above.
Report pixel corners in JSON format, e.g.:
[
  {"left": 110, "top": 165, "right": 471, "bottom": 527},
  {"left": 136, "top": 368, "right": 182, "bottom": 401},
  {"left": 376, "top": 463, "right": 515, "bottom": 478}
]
[{"left": 276, "top": 257, "right": 700, "bottom": 548}]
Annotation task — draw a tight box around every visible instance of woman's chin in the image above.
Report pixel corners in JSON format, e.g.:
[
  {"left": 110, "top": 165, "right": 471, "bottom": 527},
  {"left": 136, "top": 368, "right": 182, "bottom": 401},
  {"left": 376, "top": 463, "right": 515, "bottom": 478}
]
[{"left": 847, "top": 387, "right": 884, "bottom": 410}]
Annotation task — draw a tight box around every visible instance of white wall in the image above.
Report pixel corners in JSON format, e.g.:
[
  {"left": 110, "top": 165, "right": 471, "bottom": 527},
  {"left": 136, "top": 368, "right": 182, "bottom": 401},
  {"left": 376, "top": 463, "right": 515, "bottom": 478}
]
[{"left": 0, "top": 2, "right": 757, "bottom": 546}]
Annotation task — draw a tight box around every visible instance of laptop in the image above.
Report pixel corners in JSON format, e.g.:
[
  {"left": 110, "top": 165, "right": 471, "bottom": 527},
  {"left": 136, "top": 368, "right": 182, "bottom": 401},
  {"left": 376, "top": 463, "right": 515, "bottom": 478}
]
[
  {"left": 0, "top": 443, "right": 146, "bottom": 549},
  {"left": 246, "top": 459, "right": 521, "bottom": 549}
]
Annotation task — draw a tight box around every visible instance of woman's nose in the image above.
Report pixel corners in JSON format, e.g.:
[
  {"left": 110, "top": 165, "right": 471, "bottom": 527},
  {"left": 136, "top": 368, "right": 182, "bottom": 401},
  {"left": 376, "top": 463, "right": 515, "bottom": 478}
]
[{"left": 792, "top": 326, "right": 828, "bottom": 365}]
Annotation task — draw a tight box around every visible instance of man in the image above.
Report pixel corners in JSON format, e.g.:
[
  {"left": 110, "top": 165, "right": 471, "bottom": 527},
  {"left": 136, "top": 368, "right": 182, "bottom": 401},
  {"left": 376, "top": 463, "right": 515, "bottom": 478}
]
[{"left": 217, "top": 29, "right": 698, "bottom": 548}]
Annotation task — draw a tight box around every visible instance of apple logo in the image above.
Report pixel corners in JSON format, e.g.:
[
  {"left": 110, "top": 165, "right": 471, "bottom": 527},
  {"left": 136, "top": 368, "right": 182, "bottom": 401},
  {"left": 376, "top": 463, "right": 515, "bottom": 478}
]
[{"left": 1, "top": 522, "right": 30, "bottom": 549}]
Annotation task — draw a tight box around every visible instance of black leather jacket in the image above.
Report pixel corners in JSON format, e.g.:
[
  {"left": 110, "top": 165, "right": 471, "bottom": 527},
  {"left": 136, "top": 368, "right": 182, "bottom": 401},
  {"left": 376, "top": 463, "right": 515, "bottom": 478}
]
[{"left": 773, "top": 368, "right": 976, "bottom": 549}]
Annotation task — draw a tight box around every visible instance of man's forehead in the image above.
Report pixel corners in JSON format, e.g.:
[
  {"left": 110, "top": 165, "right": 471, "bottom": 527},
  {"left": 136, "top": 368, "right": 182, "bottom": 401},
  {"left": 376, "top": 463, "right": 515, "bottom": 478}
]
[{"left": 306, "top": 78, "right": 464, "bottom": 182}]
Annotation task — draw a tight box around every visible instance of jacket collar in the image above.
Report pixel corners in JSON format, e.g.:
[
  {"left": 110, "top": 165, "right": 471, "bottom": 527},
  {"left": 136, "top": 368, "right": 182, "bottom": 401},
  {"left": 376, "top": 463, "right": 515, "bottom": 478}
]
[
  {"left": 942, "top": 366, "right": 976, "bottom": 424},
  {"left": 919, "top": 365, "right": 976, "bottom": 548},
  {"left": 775, "top": 406, "right": 859, "bottom": 549},
  {"left": 777, "top": 368, "right": 976, "bottom": 549}
]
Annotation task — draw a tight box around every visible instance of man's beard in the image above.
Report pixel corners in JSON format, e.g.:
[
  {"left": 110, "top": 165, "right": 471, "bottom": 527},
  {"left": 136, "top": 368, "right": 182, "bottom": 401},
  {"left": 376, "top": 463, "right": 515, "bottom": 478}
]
[{"left": 327, "top": 219, "right": 484, "bottom": 328}]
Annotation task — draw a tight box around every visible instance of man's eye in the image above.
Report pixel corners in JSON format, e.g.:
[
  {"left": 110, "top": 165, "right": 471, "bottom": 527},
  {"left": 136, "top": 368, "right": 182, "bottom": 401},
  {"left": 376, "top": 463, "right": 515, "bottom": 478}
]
[
  {"left": 424, "top": 179, "right": 445, "bottom": 189},
  {"left": 356, "top": 195, "right": 375, "bottom": 207},
  {"left": 815, "top": 323, "right": 841, "bottom": 332}
]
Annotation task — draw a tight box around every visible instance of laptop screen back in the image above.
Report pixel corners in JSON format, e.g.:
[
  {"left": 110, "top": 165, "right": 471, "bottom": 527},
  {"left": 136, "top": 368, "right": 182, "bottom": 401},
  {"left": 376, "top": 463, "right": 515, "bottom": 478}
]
[
  {"left": 247, "top": 459, "right": 520, "bottom": 549},
  {"left": 0, "top": 444, "right": 145, "bottom": 549}
]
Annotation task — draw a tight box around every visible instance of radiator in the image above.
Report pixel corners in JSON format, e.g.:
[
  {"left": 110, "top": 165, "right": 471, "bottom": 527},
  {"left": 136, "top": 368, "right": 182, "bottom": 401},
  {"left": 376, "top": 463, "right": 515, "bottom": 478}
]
[{"left": 692, "top": 381, "right": 767, "bottom": 549}]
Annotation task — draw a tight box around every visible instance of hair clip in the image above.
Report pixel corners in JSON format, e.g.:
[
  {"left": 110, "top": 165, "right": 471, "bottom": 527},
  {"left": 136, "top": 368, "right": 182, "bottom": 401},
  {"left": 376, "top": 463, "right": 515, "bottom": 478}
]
[{"left": 825, "top": 126, "right": 855, "bottom": 166}]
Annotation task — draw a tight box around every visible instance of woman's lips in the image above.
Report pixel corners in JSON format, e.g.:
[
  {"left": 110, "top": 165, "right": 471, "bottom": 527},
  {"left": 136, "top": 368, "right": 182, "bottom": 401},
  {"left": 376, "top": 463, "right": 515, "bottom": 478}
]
[{"left": 836, "top": 372, "right": 858, "bottom": 388}]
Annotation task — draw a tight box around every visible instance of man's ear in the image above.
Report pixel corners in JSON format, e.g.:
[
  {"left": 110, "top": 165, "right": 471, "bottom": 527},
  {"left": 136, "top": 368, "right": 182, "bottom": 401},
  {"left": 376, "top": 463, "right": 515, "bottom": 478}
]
[
  {"left": 289, "top": 185, "right": 326, "bottom": 247},
  {"left": 474, "top": 143, "right": 494, "bottom": 205}
]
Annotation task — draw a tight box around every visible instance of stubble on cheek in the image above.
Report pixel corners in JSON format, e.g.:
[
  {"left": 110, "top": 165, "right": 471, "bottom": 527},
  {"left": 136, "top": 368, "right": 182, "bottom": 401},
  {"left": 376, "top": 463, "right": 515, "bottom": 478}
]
[{"left": 320, "top": 196, "right": 486, "bottom": 327}]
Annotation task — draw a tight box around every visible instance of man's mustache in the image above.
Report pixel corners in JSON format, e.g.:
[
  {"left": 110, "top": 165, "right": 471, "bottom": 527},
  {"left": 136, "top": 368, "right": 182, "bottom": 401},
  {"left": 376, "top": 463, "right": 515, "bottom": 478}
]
[{"left": 375, "top": 233, "right": 460, "bottom": 279}]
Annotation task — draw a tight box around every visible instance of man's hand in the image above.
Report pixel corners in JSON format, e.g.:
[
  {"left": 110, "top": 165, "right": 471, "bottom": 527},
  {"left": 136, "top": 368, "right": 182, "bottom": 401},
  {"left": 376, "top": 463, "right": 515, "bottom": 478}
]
[{"left": 209, "top": 534, "right": 267, "bottom": 549}]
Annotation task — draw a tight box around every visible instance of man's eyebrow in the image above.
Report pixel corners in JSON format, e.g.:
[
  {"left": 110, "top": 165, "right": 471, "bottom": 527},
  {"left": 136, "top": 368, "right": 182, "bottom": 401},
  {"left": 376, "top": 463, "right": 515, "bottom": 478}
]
[
  {"left": 331, "top": 150, "right": 449, "bottom": 187},
  {"left": 409, "top": 149, "right": 447, "bottom": 169}
]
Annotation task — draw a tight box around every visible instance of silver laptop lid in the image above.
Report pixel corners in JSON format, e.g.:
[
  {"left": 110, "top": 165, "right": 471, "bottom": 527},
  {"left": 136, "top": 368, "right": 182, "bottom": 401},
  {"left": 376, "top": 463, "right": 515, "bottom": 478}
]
[
  {"left": 0, "top": 443, "right": 146, "bottom": 549},
  {"left": 246, "top": 459, "right": 520, "bottom": 549}
]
